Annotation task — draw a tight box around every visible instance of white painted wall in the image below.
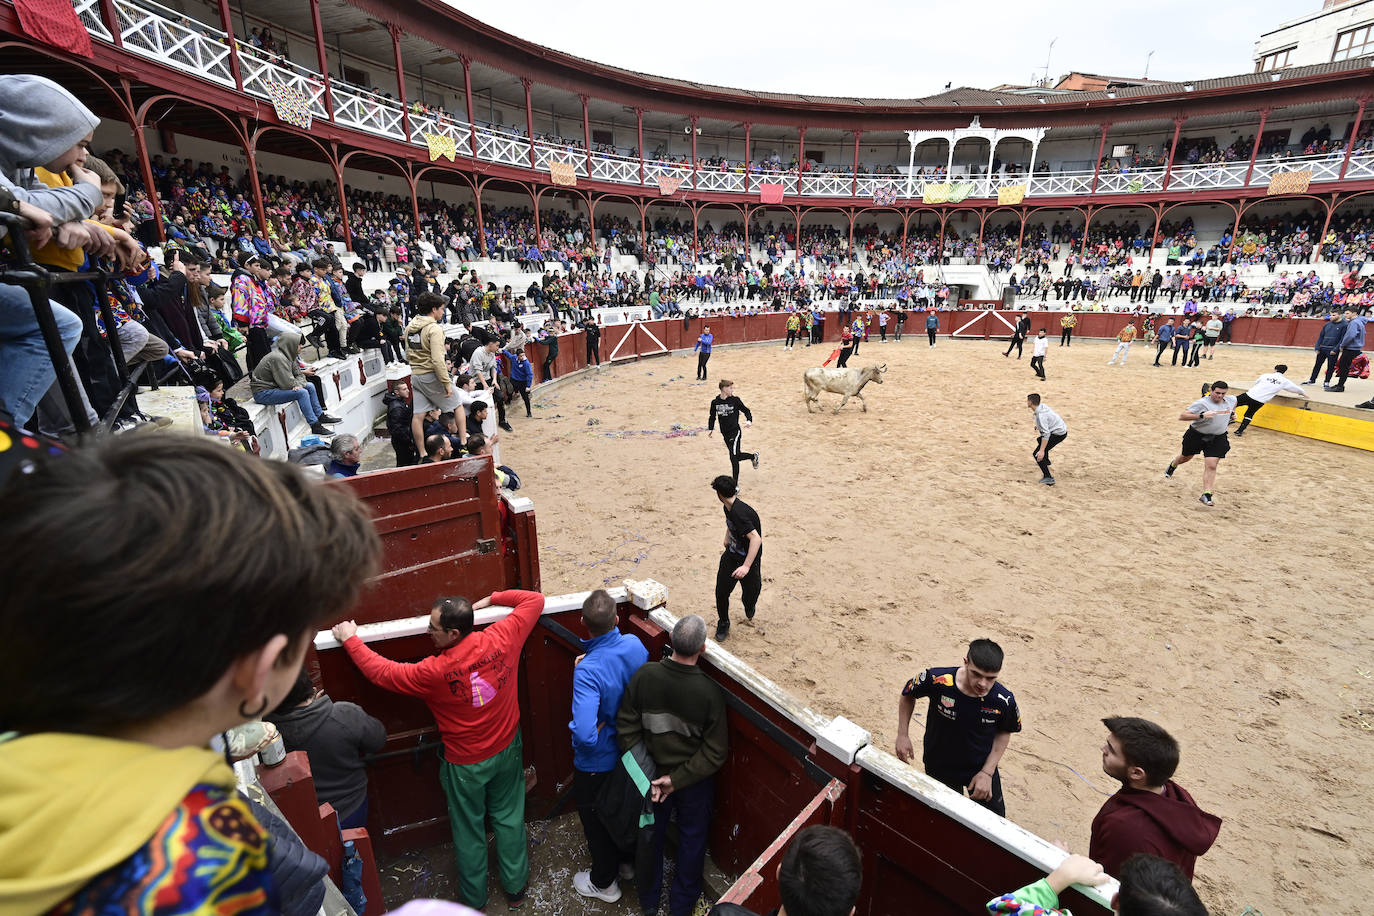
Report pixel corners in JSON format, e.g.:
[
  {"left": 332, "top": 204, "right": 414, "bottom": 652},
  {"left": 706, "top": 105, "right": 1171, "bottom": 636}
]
[{"left": 1255, "top": 0, "right": 1374, "bottom": 68}]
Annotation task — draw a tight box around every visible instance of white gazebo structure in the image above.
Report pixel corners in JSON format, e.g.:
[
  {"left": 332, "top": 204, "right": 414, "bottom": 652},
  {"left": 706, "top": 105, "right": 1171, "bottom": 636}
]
[{"left": 905, "top": 118, "right": 1049, "bottom": 196}]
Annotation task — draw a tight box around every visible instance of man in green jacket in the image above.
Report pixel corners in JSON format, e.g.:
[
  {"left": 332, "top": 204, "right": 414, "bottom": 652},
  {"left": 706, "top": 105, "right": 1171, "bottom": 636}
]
[
  {"left": 249, "top": 332, "right": 339, "bottom": 436},
  {"left": 617, "top": 615, "right": 728, "bottom": 916}
]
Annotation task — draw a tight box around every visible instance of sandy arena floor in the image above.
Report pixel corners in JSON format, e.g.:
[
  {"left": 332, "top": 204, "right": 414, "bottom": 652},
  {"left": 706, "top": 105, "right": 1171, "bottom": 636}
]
[{"left": 500, "top": 334, "right": 1374, "bottom": 915}]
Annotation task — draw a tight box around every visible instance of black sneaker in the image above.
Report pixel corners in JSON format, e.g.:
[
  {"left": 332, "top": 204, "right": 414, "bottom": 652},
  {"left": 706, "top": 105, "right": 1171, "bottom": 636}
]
[
  {"left": 505, "top": 888, "right": 527, "bottom": 909},
  {"left": 500, "top": 422, "right": 514, "bottom": 432},
  {"left": 1329, "top": 386, "right": 1346, "bottom": 392},
  {"left": 318, "top": 414, "right": 343, "bottom": 425},
  {"left": 1356, "top": 401, "right": 1374, "bottom": 410},
  {"left": 1301, "top": 380, "right": 1316, "bottom": 386},
  {"left": 310, "top": 422, "right": 333, "bottom": 436},
  {"left": 744, "top": 605, "right": 755, "bottom": 620},
  {"left": 1164, "top": 464, "right": 1175, "bottom": 478},
  {"left": 714, "top": 624, "right": 729, "bottom": 642},
  {"left": 1198, "top": 493, "right": 1214, "bottom": 507},
  {"left": 751, "top": 450, "right": 760, "bottom": 470},
  {"left": 1233, "top": 429, "right": 1244, "bottom": 437}
]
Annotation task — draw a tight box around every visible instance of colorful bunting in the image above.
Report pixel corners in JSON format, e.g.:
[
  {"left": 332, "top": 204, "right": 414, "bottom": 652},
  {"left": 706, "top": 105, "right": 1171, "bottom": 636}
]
[
  {"left": 759, "top": 183, "right": 784, "bottom": 205},
  {"left": 424, "top": 133, "right": 457, "bottom": 162},
  {"left": 874, "top": 186, "right": 898, "bottom": 207},
  {"left": 1267, "top": 170, "right": 1312, "bottom": 196},
  {"left": 1126, "top": 178, "right": 1144, "bottom": 193},
  {"left": 549, "top": 161, "right": 578, "bottom": 187},
  {"left": 658, "top": 175, "right": 683, "bottom": 196},
  {"left": 947, "top": 182, "right": 975, "bottom": 203},
  {"left": 265, "top": 81, "right": 313, "bottom": 130},
  {"left": 996, "top": 184, "right": 1027, "bottom": 206}
]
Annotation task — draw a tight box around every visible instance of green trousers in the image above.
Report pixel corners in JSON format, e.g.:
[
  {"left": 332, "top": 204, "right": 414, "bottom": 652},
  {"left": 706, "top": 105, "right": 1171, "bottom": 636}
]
[{"left": 438, "top": 730, "right": 529, "bottom": 908}]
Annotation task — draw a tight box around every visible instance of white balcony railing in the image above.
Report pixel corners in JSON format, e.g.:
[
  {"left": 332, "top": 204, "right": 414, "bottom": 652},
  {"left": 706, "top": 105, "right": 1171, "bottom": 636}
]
[
  {"left": 474, "top": 126, "right": 533, "bottom": 168},
  {"left": 239, "top": 49, "right": 329, "bottom": 122},
  {"left": 114, "top": 0, "right": 234, "bottom": 87},
  {"left": 532, "top": 142, "right": 589, "bottom": 177},
  {"left": 589, "top": 154, "right": 641, "bottom": 186},
  {"left": 73, "top": 0, "right": 112, "bottom": 41},
  {"left": 691, "top": 168, "right": 747, "bottom": 194},
  {"left": 408, "top": 111, "right": 472, "bottom": 155},
  {"left": 69, "top": 0, "right": 1374, "bottom": 206},
  {"left": 333, "top": 83, "right": 405, "bottom": 140},
  {"left": 643, "top": 163, "right": 694, "bottom": 192}
]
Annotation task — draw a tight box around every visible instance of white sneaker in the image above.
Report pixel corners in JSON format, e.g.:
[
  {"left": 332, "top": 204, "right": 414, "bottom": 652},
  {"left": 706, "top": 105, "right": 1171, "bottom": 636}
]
[{"left": 573, "top": 871, "right": 621, "bottom": 903}]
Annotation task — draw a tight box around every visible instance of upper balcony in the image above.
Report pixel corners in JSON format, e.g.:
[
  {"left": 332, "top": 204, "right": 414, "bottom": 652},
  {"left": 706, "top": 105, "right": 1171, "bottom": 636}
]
[{"left": 36, "top": 0, "right": 1374, "bottom": 204}]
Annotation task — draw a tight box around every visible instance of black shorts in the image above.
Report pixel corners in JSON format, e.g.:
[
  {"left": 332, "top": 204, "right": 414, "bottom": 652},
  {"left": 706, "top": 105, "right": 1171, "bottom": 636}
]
[{"left": 1182, "top": 426, "right": 1230, "bottom": 459}]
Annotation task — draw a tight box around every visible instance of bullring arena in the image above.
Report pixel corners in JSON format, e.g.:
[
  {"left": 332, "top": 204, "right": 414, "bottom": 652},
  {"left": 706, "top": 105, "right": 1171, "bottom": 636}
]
[
  {"left": 514, "top": 333, "right": 1374, "bottom": 915},
  {"left": 4, "top": 0, "right": 1374, "bottom": 914}
]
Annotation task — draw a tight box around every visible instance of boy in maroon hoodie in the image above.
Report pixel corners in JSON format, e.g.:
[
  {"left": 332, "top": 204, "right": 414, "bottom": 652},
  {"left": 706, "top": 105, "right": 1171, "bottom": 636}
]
[{"left": 1089, "top": 716, "right": 1221, "bottom": 881}]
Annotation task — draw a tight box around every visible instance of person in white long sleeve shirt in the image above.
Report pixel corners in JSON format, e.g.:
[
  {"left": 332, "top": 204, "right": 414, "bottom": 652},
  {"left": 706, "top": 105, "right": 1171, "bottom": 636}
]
[
  {"left": 1234, "top": 364, "right": 1305, "bottom": 437},
  {"left": 1030, "top": 330, "right": 1049, "bottom": 380},
  {"left": 1027, "top": 393, "right": 1067, "bottom": 486}
]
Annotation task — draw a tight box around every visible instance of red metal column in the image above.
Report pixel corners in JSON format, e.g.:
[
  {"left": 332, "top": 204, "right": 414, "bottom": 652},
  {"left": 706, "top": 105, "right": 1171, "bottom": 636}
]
[
  {"left": 308, "top": 0, "right": 335, "bottom": 121},
  {"left": 851, "top": 130, "right": 861, "bottom": 198},
  {"left": 1014, "top": 209, "right": 1026, "bottom": 262},
  {"left": 1243, "top": 109, "right": 1270, "bottom": 187},
  {"left": 690, "top": 115, "right": 699, "bottom": 189},
  {"left": 847, "top": 210, "right": 855, "bottom": 264},
  {"left": 580, "top": 94, "right": 592, "bottom": 176},
  {"left": 744, "top": 122, "right": 752, "bottom": 190},
  {"left": 522, "top": 78, "right": 536, "bottom": 169},
  {"left": 474, "top": 187, "right": 486, "bottom": 253},
  {"left": 98, "top": 0, "right": 122, "bottom": 47},
  {"left": 461, "top": 56, "right": 478, "bottom": 158},
  {"left": 1315, "top": 195, "right": 1337, "bottom": 264},
  {"left": 1227, "top": 209, "right": 1241, "bottom": 262},
  {"left": 901, "top": 210, "right": 908, "bottom": 259},
  {"left": 636, "top": 108, "right": 645, "bottom": 185},
  {"left": 1088, "top": 123, "right": 1109, "bottom": 195},
  {"left": 1160, "top": 116, "right": 1183, "bottom": 191},
  {"left": 215, "top": 0, "right": 243, "bottom": 91},
  {"left": 1339, "top": 97, "right": 1369, "bottom": 179},
  {"left": 129, "top": 116, "right": 165, "bottom": 243},
  {"left": 692, "top": 203, "right": 699, "bottom": 260},
  {"left": 390, "top": 25, "right": 411, "bottom": 142},
  {"left": 407, "top": 173, "right": 421, "bottom": 237},
  {"left": 334, "top": 161, "right": 353, "bottom": 250},
  {"left": 244, "top": 140, "right": 267, "bottom": 237},
  {"left": 1080, "top": 206, "right": 1094, "bottom": 257}
]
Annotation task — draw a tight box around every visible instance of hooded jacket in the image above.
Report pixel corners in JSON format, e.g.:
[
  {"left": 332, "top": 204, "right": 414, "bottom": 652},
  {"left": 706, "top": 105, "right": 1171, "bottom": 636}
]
[
  {"left": 383, "top": 390, "right": 414, "bottom": 444},
  {"left": 0, "top": 733, "right": 271, "bottom": 914},
  {"left": 1088, "top": 781, "right": 1221, "bottom": 880},
  {"left": 251, "top": 332, "right": 306, "bottom": 394},
  {"left": 404, "top": 314, "right": 450, "bottom": 384},
  {"left": 266, "top": 695, "right": 385, "bottom": 820},
  {"left": 0, "top": 74, "right": 103, "bottom": 226}
]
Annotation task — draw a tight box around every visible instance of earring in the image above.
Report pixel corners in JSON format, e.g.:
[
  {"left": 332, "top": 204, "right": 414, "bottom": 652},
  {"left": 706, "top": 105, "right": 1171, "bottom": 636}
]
[{"left": 238, "top": 695, "right": 268, "bottom": 719}]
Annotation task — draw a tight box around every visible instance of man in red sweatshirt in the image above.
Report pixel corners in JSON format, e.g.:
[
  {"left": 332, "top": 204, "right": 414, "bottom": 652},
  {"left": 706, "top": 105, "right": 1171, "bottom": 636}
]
[
  {"left": 1089, "top": 716, "right": 1221, "bottom": 881},
  {"left": 331, "top": 588, "right": 546, "bottom": 910}
]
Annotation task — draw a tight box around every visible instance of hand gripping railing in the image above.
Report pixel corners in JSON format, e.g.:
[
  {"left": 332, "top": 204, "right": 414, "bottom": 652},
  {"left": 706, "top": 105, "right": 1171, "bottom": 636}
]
[{"left": 0, "top": 212, "right": 138, "bottom": 437}]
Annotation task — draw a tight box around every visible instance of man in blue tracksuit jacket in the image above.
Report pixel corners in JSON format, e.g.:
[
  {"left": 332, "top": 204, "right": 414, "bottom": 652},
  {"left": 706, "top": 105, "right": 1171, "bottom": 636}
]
[
  {"left": 569, "top": 589, "right": 650, "bottom": 902},
  {"left": 1330, "top": 309, "right": 1366, "bottom": 392},
  {"left": 1153, "top": 319, "right": 1175, "bottom": 366},
  {"left": 1305, "top": 313, "right": 1346, "bottom": 386}
]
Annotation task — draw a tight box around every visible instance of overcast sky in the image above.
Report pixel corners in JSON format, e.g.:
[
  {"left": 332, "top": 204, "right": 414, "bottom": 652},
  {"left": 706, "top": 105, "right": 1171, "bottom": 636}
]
[{"left": 448, "top": 0, "right": 1305, "bottom": 97}]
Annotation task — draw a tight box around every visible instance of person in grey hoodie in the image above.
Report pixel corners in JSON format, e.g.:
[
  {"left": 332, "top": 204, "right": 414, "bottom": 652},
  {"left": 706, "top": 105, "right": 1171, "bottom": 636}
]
[
  {"left": 1329, "top": 308, "right": 1366, "bottom": 393},
  {"left": 0, "top": 75, "right": 107, "bottom": 431},
  {"left": 249, "top": 332, "right": 339, "bottom": 435},
  {"left": 267, "top": 671, "right": 387, "bottom": 830}
]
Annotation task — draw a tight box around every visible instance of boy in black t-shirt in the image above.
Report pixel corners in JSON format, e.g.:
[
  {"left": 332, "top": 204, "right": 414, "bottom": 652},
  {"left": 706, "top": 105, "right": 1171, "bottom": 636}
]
[
  {"left": 710, "top": 476, "right": 762, "bottom": 642},
  {"left": 894, "top": 639, "right": 1021, "bottom": 817},
  {"left": 708, "top": 380, "right": 758, "bottom": 483}
]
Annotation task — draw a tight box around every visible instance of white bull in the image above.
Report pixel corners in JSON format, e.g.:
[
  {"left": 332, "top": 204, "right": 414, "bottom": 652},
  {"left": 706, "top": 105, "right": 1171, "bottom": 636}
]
[{"left": 803, "top": 364, "right": 887, "bottom": 413}]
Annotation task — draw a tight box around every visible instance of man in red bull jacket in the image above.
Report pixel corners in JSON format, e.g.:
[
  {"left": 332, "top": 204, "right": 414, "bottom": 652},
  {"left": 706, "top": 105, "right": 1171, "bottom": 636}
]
[
  {"left": 1089, "top": 716, "right": 1221, "bottom": 881},
  {"left": 331, "top": 588, "right": 546, "bottom": 910}
]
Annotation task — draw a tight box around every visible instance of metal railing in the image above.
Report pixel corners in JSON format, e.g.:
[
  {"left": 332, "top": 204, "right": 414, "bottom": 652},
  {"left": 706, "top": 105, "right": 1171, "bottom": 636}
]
[{"left": 70, "top": 0, "right": 1374, "bottom": 204}]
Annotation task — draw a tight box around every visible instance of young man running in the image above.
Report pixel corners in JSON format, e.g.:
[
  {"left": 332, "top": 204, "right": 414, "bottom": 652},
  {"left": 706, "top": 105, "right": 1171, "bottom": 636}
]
[
  {"left": 711, "top": 475, "right": 762, "bottom": 642},
  {"left": 708, "top": 380, "right": 758, "bottom": 483},
  {"left": 1107, "top": 322, "right": 1136, "bottom": 366},
  {"left": 1165, "top": 381, "right": 1237, "bottom": 507}
]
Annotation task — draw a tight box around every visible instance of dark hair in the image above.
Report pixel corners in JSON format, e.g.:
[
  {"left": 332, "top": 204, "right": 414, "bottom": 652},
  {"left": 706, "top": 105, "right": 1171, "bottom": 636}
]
[
  {"left": 438, "top": 411, "right": 457, "bottom": 427},
  {"left": 718, "top": 379, "right": 733, "bottom": 390},
  {"left": 1115, "top": 855, "right": 1209, "bottom": 916},
  {"left": 778, "top": 826, "right": 863, "bottom": 916},
  {"left": 1210, "top": 380, "right": 1228, "bottom": 390},
  {"left": 1274, "top": 364, "right": 1287, "bottom": 374},
  {"left": 1103, "top": 716, "right": 1180, "bottom": 786},
  {"left": 311, "top": 257, "right": 331, "bottom": 270},
  {"left": 353, "top": 262, "right": 365, "bottom": 272},
  {"left": 417, "top": 291, "right": 446, "bottom": 314},
  {"left": 711, "top": 475, "right": 737, "bottom": 498},
  {"left": 0, "top": 436, "right": 380, "bottom": 734},
  {"left": 465, "top": 434, "right": 487, "bottom": 454},
  {"left": 424, "top": 433, "right": 448, "bottom": 457},
  {"left": 435, "top": 596, "right": 474, "bottom": 637},
  {"left": 269, "top": 669, "right": 317, "bottom": 717},
  {"left": 582, "top": 589, "right": 618, "bottom": 636},
  {"left": 1027, "top": 393, "right": 1042, "bottom": 406},
  {"left": 967, "top": 638, "right": 1004, "bottom": 672}
]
